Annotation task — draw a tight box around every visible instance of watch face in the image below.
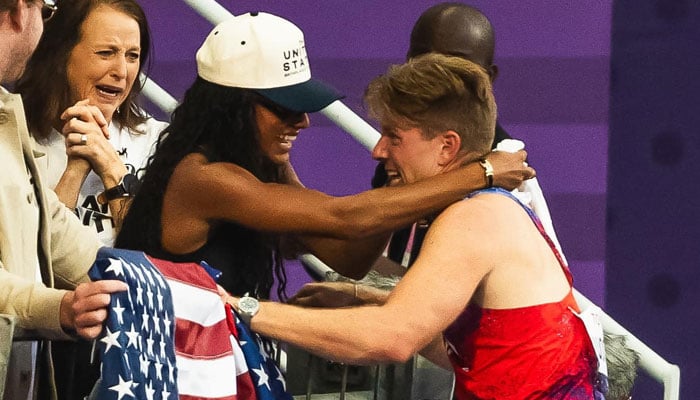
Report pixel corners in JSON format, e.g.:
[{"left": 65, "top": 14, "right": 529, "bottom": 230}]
[
  {"left": 122, "top": 173, "right": 140, "bottom": 193},
  {"left": 239, "top": 296, "right": 259, "bottom": 313}
]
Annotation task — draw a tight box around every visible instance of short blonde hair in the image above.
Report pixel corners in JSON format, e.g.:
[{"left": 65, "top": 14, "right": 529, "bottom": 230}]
[{"left": 364, "top": 53, "right": 496, "bottom": 157}]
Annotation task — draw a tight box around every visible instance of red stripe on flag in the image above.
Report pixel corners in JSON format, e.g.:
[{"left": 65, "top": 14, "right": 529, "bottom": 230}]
[
  {"left": 147, "top": 255, "right": 219, "bottom": 291},
  {"left": 175, "top": 318, "right": 234, "bottom": 359}
]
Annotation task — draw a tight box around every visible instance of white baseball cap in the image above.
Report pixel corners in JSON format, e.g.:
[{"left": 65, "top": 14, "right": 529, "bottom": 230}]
[{"left": 196, "top": 11, "right": 343, "bottom": 113}]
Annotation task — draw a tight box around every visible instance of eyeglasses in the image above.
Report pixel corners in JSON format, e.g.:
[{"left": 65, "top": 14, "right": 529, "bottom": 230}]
[
  {"left": 41, "top": 0, "right": 57, "bottom": 22},
  {"left": 254, "top": 95, "right": 305, "bottom": 123}
]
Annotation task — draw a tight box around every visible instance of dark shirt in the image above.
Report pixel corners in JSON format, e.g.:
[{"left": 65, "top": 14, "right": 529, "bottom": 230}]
[{"left": 147, "top": 222, "right": 276, "bottom": 298}]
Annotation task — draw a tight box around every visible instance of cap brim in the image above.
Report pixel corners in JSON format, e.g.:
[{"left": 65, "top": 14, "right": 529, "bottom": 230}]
[{"left": 254, "top": 78, "right": 344, "bottom": 113}]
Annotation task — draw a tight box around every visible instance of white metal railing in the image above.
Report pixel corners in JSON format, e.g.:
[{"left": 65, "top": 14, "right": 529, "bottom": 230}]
[
  {"left": 573, "top": 292, "right": 681, "bottom": 400},
  {"left": 140, "top": 73, "right": 178, "bottom": 115},
  {"left": 133, "top": 1, "right": 679, "bottom": 399}
]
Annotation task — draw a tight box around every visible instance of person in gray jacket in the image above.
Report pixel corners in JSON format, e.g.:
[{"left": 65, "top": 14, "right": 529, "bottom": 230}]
[{"left": 0, "top": 1, "right": 126, "bottom": 399}]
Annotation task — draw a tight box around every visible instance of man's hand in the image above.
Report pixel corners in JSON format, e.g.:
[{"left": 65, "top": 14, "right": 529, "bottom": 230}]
[
  {"left": 59, "top": 280, "right": 128, "bottom": 340},
  {"left": 290, "top": 281, "right": 392, "bottom": 308},
  {"left": 289, "top": 282, "right": 361, "bottom": 308}
]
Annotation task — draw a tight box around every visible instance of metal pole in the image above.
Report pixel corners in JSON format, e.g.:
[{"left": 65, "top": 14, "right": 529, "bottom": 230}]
[
  {"left": 319, "top": 101, "right": 381, "bottom": 152},
  {"left": 140, "top": 73, "right": 178, "bottom": 115},
  {"left": 573, "top": 290, "right": 680, "bottom": 400},
  {"left": 180, "top": 0, "right": 232, "bottom": 25}
]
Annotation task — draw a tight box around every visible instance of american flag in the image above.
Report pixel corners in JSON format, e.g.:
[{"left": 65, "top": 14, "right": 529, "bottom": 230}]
[
  {"left": 229, "top": 309, "right": 293, "bottom": 400},
  {"left": 89, "top": 247, "right": 292, "bottom": 400}
]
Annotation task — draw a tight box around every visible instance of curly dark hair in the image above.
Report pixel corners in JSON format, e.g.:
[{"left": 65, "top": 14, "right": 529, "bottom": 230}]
[
  {"left": 15, "top": 0, "right": 151, "bottom": 138},
  {"left": 116, "top": 77, "right": 287, "bottom": 300}
]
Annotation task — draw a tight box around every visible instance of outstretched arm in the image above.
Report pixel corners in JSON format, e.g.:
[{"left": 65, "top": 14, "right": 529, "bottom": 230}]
[
  {"left": 295, "top": 149, "right": 532, "bottom": 278},
  {"left": 289, "top": 279, "right": 451, "bottom": 369},
  {"left": 164, "top": 150, "right": 532, "bottom": 273},
  {"left": 226, "top": 199, "right": 494, "bottom": 365}
]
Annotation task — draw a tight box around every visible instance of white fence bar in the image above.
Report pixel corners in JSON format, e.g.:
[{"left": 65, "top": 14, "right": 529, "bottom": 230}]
[
  {"left": 573, "top": 291, "right": 680, "bottom": 400},
  {"left": 319, "top": 101, "right": 381, "bottom": 151},
  {"left": 140, "top": 73, "right": 178, "bottom": 115},
  {"left": 180, "top": 0, "right": 232, "bottom": 25}
]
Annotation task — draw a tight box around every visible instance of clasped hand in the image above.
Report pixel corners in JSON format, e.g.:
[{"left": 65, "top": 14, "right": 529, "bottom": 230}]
[{"left": 60, "top": 99, "right": 126, "bottom": 182}]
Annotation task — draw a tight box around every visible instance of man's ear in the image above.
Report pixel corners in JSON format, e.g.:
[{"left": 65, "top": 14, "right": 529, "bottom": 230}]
[{"left": 437, "top": 130, "right": 461, "bottom": 166}]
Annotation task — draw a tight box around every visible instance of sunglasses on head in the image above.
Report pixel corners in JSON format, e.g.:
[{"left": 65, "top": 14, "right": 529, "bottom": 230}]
[
  {"left": 41, "top": 0, "right": 57, "bottom": 22},
  {"left": 254, "top": 94, "right": 305, "bottom": 122}
]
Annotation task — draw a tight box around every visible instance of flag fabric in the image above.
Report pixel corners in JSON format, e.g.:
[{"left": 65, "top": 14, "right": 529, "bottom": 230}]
[
  {"left": 89, "top": 248, "right": 179, "bottom": 400},
  {"left": 88, "top": 247, "right": 292, "bottom": 400},
  {"left": 228, "top": 310, "right": 293, "bottom": 400}
]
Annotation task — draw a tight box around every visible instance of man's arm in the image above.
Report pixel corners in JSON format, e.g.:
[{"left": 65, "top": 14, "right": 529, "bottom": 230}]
[
  {"left": 0, "top": 265, "right": 73, "bottom": 340},
  {"left": 229, "top": 199, "right": 495, "bottom": 365},
  {"left": 44, "top": 187, "right": 101, "bottom": 288},
  {"left": 0, "top": 188, "right": 123, "bottom": 340},
  {"left": 290, "top": 278, "right": 453, "bottom": 369},
  {"left": 418, "top": 335, "right": 452, "bottom": 370}
]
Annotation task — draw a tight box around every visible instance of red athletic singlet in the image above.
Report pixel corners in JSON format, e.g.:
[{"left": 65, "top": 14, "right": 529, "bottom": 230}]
[{"left": 444, "top": 188, "right": 597, "bottom": 399}]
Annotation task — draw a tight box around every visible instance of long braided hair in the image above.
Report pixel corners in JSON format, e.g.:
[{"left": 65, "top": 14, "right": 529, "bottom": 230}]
[{"left": 116, "top": 77, "right": 287, "bottom": 299}]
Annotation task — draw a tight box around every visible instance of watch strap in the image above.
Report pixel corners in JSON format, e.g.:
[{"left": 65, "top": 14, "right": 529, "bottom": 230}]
[
  {"left": 97, "top": 173, "right": 138, "bottom": 204},
  {"left": 478, "top": 158, "right": 494, "bottom": 188}
]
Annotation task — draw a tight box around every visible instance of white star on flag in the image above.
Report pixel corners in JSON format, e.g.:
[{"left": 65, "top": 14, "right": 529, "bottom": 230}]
[
  {"left": 105, "top": 258, "right": 124, "bottom": 277},
  {"left": 108, "top": 376, "right": 134, "bottom": 400},
  {"left": 113, "top": 298, "right": 125, "bottom": 324},
  {"left": 146, "top": 333, "right": 154, "bottom": 356},
  {"left": 122, "top": 260, "right": 135, "bottom": 279},
  {"left": 252, "top": 366, "right": 271, "bottom": 390},
  {"left": 133, "top": 263, "right": 145, "bottom": 283},
  {"left": 154, "top": 360, "right": 163, "bottom": 380},
  {"left": 100, "top": 327, "right": 121, "bottom": 353},
  {"left": 144, "top": 381, "right": 155, "bottom": 400},
  {"left": 136, "top": 284, "right": 143, "bottom": 305},
  {"left": 139, "top": 354, "right": 149, "bottom": 375},
  {"left": 161, "top": 385, "right": 170, "bottom": 400},
  {"left": 89, "top": 248, "right": 295, "bottom": 400},
  {"left": 156, "top": 288, "right": 164, "bottom": 310},
  {"left": 141, "top": 310, "right": 150, "bottom": 330},
  {"left": 152, "top": 315, "right": 161, "bottom": 334},
  {"left": 146, "top": 287, "right": 154, "bottom": 309},
  {"left": 125, "top": 323, "right": 139, "bottom": 349},
  {"left": 162, "top": 313, "right": 171, "bottom": 336}
]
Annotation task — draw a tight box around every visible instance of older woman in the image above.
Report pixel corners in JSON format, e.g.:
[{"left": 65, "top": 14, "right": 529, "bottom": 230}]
[
  {"left": 115, "top": 12, "right": 534, "bottom": 303},
  {"left": 15, "top": 1, "right": 165, "bottom": 398},
  {"left": 16, "top": 0, "right": 167, "bottom": 246},
  {"left": 226, "top": 54, "right": 598, "bottom": 399}
]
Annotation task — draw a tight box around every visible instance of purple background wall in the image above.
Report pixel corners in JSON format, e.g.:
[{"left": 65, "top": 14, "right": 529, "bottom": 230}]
[
  {"left": 606, "top": 1, "right": 699, "bottom": 399},
  {"left": 136, "top": 1, "right": 693, "bottom": 397}
]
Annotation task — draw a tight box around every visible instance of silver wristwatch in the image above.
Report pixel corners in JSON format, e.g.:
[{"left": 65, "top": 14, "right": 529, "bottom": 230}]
[{"left": 237, "top": 293, "right": 259, "bottom": 325}]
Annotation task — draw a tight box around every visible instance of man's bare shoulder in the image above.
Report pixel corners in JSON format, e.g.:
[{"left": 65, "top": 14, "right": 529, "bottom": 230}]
[{"left": 437, "top": 191, "right": 521, "bottom": 226}]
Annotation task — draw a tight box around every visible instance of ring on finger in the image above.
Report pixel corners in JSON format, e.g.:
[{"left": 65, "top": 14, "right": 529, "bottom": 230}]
[{"left": 80, "top": 134, "right": 88, "bottom": 145}]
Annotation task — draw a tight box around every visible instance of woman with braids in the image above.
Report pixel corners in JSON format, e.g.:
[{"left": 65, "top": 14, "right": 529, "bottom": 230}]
[{"left": 116, "top": 12, "right": 534, "bottom": 300}]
